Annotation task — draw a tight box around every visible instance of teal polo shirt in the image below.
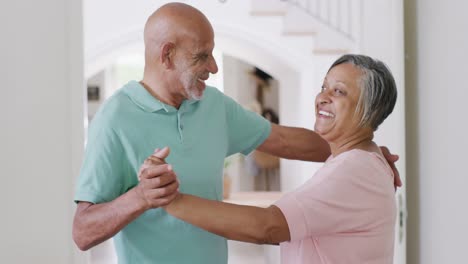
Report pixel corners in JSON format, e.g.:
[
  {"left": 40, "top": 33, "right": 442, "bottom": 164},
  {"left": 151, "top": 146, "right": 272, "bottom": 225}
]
[{"left": 75, "top": 80, "right": 271, "bottom": 264}]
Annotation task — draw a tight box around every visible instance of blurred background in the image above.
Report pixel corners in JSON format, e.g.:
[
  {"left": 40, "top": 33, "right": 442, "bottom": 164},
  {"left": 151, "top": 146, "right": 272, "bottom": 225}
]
[{"left": 0, "top": 0, "right": 466, "bottom": 263}]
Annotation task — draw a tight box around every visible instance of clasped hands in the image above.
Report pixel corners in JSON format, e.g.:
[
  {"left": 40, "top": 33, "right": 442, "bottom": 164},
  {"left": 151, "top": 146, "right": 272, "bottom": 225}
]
[{"left": 135, "top": 147, "right": 179, "bottom": 209}]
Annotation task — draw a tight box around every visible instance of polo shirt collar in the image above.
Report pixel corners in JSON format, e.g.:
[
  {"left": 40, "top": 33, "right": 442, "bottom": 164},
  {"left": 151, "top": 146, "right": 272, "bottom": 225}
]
[{"left": 124, "top": 80, "right": 199, "bottom": 113}]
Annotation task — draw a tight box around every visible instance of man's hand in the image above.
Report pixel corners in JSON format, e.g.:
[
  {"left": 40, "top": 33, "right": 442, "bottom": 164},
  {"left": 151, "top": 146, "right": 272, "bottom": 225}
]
[
  {"left": 138, "top": 147, "right": 169, "bottom": 178},
  {"left": 136, "top": 147, "right": 179, "bottom": 209},
  {"left": 380, "top": 146, "right": 402, "bottom": 190}
]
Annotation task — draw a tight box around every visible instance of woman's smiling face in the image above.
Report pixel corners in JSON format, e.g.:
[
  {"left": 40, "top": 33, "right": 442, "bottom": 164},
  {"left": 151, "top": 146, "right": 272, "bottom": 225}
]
[{"left": 314, "top": 63, "right": 364, "bottom": 143}]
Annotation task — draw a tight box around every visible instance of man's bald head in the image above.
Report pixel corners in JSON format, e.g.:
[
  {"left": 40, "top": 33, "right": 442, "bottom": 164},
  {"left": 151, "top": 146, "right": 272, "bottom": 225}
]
[
  {"left": 143, "top": 3, "right": 214, "bottom": 65},
  {"left": 141, "top": 3, "right": 218, "bottom": 106}
]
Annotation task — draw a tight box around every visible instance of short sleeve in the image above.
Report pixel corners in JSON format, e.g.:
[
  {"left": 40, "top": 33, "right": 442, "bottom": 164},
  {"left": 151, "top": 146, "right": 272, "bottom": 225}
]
[
  {"left": 275, "top": 158, "right": 385, "bottom": 241},
  {"left": 74, "top": 119, "right": 130, "bottom": 204},
  {"left": 223, "top": 94, "right": 271, "bottom": 156}
]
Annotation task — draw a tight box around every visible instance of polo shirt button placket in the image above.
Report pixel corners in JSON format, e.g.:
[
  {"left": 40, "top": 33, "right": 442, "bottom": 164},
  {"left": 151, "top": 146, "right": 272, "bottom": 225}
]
[{"left": 177, "top": 112, "right": 184, "bottom": 141}]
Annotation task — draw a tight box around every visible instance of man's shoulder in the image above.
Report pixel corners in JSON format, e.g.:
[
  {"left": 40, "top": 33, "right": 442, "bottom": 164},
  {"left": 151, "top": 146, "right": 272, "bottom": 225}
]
[
  {"left": 203, "top": 86, "right": 224, "bottom": 100},
  {"left": 90, "top": 87, "right": 135, "bottom": 126},
  {"left": 202, "top": 86, "right": 242, "bottom": 110},
  {"left": 196, "top": 86, "right": 231, "bottom": 110}
]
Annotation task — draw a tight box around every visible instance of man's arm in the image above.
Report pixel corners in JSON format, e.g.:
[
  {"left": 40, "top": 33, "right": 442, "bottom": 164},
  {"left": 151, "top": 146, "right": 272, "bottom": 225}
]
[
  {"left": 257, "top": 123, "right": 331, "bottom": 162},
  {"left": 72, "top": 165, "right": 179, "bottom": 251},
  {"left": 257, "top": 124, "right": 402, "bottom": 189}
]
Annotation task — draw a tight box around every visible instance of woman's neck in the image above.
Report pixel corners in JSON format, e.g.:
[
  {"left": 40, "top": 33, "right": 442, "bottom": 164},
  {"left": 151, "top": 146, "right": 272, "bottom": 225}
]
[{"left": 329, "top": 128, "right": 376, "bottom": 157}]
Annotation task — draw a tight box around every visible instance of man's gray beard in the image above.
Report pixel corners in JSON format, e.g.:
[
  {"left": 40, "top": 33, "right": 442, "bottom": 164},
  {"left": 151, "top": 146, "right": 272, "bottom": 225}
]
[{"left": 185, "top": 85, "right": 203, "bottom": 101}]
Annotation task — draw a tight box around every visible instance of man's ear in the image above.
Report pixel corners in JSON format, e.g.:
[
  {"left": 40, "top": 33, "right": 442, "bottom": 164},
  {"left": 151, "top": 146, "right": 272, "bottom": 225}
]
[{"left": 160, "top": 42, "right": 176, "bottom": 69}]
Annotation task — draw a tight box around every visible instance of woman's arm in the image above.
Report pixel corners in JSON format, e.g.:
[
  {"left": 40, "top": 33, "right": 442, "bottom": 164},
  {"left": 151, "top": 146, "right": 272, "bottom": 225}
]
[
  {"left": 144, "top": 147, "right": 290, "bottom": 244},
  {"left": 165, "top": 194, "right": 290, "bottom": 245}
]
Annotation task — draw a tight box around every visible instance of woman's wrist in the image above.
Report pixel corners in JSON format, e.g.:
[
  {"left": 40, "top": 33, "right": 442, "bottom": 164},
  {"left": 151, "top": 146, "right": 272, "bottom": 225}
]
[{"left": 163, "top": 192, "right": 184, "bottom": 213}]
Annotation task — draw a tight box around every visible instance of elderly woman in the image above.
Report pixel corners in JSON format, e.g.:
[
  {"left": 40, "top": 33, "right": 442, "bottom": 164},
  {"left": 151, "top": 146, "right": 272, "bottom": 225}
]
[{"left": 144, "top": 54, "right": 398, "bottom": 263}]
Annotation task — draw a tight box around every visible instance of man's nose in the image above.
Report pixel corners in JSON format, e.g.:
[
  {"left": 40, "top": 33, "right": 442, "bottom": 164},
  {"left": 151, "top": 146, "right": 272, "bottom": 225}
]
[{"left": 208, "top": 56, "right": 218, "bottom": 74}]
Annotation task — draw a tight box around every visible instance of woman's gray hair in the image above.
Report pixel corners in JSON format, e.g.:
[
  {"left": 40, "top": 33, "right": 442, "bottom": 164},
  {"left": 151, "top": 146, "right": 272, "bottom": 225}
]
[{"left": 328, "top": 54, "right": 397, "bottom": 131}]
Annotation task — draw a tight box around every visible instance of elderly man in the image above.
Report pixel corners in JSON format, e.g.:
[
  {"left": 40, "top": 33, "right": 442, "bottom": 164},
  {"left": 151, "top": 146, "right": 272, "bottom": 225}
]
[{"left": 72, "top": 3, "right": 400, "bottom": 264}]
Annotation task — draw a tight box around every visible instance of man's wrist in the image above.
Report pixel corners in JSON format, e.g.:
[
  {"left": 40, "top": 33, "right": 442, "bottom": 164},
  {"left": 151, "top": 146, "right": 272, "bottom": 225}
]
[{"left": 131, "top": 185, "right": 151, "bottom": 211}]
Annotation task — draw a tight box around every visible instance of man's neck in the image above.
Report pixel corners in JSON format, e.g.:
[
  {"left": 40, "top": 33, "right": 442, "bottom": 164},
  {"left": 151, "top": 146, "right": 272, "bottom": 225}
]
[{"left": 140, "top": 78, "right": 183, "bottom": 109}]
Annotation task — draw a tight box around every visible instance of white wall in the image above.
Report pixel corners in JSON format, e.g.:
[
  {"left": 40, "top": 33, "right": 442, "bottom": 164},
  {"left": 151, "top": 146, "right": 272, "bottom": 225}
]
[
  {"left": 405, "top": 0, "right": 468, "bottom": 263},
  {"left": 0, "top": 0, "right": 84, "bottom": 263}
]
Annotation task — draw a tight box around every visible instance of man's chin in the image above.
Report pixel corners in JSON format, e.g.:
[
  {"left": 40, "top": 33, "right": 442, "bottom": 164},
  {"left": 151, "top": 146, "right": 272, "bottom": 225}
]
[
  {"left": 190, "top": 86, "right": 205, "bottom": 100},
  {"left": 190, "top": 95, "right": 202, "bottom": 101},
  {"left": 188, "top": 90, "right": 203, "bottom": 101}
]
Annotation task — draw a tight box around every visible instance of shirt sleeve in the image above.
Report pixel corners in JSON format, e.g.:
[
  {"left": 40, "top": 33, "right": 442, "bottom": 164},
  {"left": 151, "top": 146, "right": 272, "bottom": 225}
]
[
  {"left": 74, "top": 119, "right": 130, "bottom": 204},
  {"left": 223, "top": 94, "right": 271, "bottom": 156},
  {"left": 275, "top": 157, "right": 388, "bottom": 241}
]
